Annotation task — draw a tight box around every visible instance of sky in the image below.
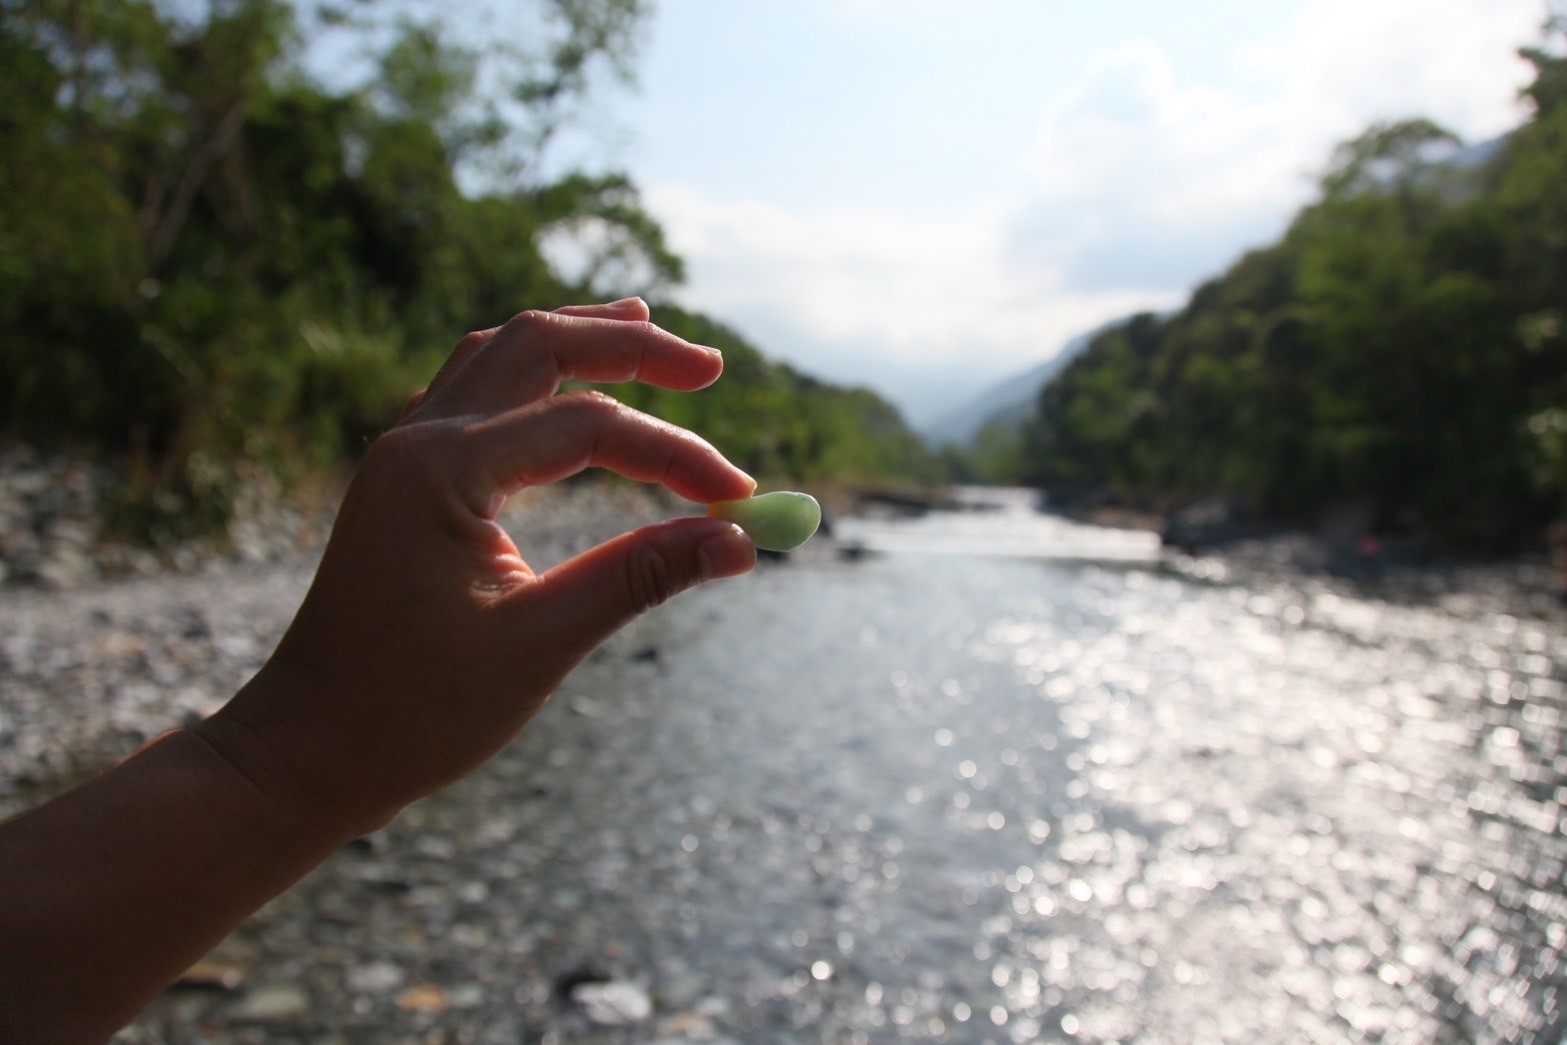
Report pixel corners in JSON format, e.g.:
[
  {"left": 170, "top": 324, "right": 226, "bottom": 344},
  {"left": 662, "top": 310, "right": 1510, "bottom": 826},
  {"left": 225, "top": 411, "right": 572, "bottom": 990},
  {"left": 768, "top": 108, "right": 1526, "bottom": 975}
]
[
  {"left": 536, "top": 0, "right": 1549, "bottom": 431},
  {"left": 294, "top": 0, "right": 1551, "bottom": 429}
]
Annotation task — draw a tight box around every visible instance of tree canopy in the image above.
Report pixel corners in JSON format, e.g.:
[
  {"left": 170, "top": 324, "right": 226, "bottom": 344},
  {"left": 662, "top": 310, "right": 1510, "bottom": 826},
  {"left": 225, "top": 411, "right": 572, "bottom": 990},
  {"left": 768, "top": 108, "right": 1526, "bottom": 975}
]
[{"left": 0, "top": 0, "right": 938, "bottom": 538}]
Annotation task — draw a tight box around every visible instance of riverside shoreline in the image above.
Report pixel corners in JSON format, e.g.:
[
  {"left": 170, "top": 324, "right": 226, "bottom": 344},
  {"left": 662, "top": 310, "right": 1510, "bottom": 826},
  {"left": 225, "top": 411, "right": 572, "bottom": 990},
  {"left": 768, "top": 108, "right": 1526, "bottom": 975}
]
[
  {"left": 1160, "top": 532, "right": 1566, "bottom": 623},
  {"left": 1047, "top": 491, "right": 1567, "bottom": 623}
]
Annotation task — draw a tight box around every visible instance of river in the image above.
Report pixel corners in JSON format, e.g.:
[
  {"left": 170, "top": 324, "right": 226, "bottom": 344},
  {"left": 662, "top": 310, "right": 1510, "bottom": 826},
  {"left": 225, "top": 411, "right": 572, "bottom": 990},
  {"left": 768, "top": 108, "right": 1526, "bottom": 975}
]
[
  {"left": 433, "top": 488, "right": 1561, "bottom": 1043},
  {"left": 116, "top": 487, "right": 1565, "bottom": 1042}
]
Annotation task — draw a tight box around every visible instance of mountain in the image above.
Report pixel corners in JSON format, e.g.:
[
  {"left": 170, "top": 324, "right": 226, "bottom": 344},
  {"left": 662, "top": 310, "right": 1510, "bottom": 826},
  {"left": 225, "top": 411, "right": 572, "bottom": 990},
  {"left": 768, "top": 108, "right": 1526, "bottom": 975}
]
[
  {"left": 921, "top": 322, "right": 1112, "bottom": 447},
  {"left": 1446, "top": 135, "right": 1506, "bottom": 170}
]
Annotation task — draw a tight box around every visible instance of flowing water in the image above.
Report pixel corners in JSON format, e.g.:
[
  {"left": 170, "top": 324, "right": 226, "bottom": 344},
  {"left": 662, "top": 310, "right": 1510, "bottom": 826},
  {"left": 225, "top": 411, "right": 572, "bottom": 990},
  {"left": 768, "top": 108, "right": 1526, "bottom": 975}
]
[
  {"left": 510, "top": 489, "right": 1566, "bottom": 1043},
  {"left": 101, "top": 488, "right": 1567, "bottom": 1042}
]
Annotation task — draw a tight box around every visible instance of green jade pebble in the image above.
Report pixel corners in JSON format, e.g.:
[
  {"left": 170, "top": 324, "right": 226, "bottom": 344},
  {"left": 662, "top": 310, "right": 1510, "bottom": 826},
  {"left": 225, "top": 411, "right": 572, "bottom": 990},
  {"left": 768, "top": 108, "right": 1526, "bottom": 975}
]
[{"left": 707, "top": 491, "right": 821, "bottom": 552}]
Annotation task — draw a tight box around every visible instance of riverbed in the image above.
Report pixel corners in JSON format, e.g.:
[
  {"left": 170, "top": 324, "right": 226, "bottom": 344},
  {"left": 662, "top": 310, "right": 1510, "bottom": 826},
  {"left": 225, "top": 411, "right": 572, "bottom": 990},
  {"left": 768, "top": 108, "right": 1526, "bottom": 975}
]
[{"left": 10, "top": 487, "right": 1562, "bottom": 1042}]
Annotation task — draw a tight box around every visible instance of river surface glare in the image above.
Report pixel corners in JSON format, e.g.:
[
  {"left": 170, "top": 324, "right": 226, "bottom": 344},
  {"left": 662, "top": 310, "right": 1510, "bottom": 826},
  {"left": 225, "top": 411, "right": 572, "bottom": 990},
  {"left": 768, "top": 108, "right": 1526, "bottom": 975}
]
[{"left": 523, "top": 490, "right": 1565, "bottom": 1043}]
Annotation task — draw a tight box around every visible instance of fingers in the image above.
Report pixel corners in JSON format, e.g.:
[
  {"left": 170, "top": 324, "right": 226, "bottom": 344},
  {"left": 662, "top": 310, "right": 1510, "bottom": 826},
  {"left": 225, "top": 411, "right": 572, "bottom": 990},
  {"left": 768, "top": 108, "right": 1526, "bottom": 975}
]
[
  {"left": 463, "top": 392, "right": 755, "bottom": 514},
  {"left": 424, "top": 309, "right": 724, "bottom": 417},
  {"left": 408, "top": 303, "right": 645, "bottom": 420},
  {"left": 417, "top": 297, "right": 647, "bottom": 416},
  {"left": 524, "top": 517, "right": 755, "bottom": 654}
]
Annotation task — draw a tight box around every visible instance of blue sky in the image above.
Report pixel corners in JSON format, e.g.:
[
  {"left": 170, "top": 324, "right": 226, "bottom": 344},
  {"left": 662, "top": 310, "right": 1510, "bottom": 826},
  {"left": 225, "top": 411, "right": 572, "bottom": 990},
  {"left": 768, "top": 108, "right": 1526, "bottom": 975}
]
[{"left": 519, "top": 1, "right": 1550, "bottom": 428}]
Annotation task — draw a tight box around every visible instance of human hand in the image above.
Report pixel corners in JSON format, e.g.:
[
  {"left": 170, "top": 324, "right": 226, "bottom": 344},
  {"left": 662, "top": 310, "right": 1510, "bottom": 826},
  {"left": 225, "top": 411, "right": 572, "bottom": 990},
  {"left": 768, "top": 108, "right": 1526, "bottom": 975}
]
[{"left": 194, "top": 299, "right": 757, "bottom": 836}]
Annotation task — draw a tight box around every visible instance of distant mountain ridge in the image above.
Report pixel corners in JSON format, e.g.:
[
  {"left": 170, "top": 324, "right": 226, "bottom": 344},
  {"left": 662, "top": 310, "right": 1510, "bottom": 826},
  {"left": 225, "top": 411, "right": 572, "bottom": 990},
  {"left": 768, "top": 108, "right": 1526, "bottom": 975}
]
[{"left": 921, "top": 321, "right": 1117, "bottom": 447}]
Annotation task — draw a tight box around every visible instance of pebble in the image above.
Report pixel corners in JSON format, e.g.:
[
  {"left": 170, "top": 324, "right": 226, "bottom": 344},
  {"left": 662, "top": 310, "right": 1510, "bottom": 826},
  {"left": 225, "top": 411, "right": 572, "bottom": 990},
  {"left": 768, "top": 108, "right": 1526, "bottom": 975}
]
[
  {"left": 229, "top": 985, "right": 309, "bottom": 1021},
  {"left": 173, "top": 959, "right": 247, "bottom": 993},
  {"left": 571, "top": 980, "right": 654, "bottom": 1025},
  {"left": 346, "top": 961, "right": 405, "bottom": 995},
  {"left": 396, "top": 984, "right": 450, "bottom": 1014},
  {"left": 448, "top": 983, "right": 485, "bottom": 1008}
]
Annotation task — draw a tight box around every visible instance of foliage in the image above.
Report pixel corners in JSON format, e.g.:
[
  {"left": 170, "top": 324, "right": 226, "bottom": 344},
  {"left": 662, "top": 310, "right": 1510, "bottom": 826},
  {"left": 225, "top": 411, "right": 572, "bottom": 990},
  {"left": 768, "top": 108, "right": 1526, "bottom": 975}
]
[
  {"left": 1020, "top": 17, "right": 1567, "bottom": 551},
  {"left": 0, "top": 0, "right": 936, "bottom": 540}
]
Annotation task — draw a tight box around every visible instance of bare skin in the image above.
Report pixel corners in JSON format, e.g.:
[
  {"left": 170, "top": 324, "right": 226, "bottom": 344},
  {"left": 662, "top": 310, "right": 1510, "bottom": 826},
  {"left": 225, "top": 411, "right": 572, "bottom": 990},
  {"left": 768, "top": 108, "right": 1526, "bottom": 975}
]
[{"left": 0, "top": 298, "right": 759, "bottom": 1042}]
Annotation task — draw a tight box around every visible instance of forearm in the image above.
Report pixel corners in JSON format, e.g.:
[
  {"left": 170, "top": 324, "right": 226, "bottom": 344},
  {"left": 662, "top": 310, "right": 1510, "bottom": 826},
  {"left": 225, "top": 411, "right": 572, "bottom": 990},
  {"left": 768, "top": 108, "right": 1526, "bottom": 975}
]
[{"left": 0, "top": 726, "right": 356, "bottom": 1043}]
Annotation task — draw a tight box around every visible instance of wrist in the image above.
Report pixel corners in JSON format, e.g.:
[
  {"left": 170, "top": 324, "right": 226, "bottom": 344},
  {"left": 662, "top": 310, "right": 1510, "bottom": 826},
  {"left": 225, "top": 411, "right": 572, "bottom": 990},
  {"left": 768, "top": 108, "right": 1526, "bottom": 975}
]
[{"left": 191, "top": 663, "right": 402, "bottom": 844}]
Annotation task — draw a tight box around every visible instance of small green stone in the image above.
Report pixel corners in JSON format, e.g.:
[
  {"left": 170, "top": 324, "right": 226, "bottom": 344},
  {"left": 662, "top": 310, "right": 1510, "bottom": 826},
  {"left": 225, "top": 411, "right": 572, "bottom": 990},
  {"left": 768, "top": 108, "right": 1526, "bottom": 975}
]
[{"left": 707, "top": 491, "right": 822, "bottom": 552}]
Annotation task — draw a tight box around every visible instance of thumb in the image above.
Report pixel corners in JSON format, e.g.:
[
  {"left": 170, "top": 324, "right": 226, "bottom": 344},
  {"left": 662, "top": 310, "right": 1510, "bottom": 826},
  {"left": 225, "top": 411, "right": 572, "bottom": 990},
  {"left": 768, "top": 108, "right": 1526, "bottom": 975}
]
[{"left": 525, "top": 516, "right": 756, "bottom": 655}]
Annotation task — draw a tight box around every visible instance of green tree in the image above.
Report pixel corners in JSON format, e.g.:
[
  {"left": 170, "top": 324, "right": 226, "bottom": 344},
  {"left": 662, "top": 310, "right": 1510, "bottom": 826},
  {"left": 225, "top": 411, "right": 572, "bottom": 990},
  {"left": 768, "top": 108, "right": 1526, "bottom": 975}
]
[{"left": 1016, "top": 14, "right": 1567, "bottom": 551}]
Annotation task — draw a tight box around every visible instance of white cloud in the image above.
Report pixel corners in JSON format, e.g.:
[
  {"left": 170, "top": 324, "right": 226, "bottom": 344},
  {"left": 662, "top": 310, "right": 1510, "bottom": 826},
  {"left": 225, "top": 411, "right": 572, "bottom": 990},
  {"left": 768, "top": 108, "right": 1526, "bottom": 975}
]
[
  {"left": 645, "top": 183, "right": 1173, "bottom": 424},
  {"left": 1014, "top": 39, "right": 1302, "bottom": 293},
  {"left": 649, "top": 185, "right": 1010, "bottom": 351},
  {"left": 1016, "top": 0, "right": 1541, "bottom": 294},
  {"left": 1250, "top": 0, "right": 1541, "bottom": 140}
]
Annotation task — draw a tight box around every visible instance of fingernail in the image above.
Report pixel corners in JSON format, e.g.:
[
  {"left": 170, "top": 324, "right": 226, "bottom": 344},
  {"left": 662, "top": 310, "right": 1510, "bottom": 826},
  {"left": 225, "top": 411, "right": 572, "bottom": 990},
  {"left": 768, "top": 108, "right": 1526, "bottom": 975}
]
[
  {"left": 698, "top": 522, "right": 756, "bottom": 579},
  {"left": 607, "top": 296, "right": 645, "bottom": 311}
]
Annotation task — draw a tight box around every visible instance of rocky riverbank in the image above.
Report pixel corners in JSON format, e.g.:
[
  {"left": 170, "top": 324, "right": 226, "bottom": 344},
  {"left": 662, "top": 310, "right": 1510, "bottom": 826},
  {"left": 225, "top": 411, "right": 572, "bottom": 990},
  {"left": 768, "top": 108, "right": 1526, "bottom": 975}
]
[
  {"left": 0, "top": 465, "right": 688, "bottom": 813},
  {"left": 0, "top": 443, "right": 341, "bottom": 591}
]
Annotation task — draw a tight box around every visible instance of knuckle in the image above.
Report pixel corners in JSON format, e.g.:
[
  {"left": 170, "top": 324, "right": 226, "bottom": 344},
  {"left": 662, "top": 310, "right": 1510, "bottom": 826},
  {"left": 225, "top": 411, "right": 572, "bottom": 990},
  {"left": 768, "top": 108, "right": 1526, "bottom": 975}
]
[
  {"left": 370, "top": 422, "right": 421, "bottom": 458},
  {"left": 623, "top": 542, "right": 683, "bottom": 614},
  {"left": 511, "top": 308, "right": 555, "bottom": 333},
  {"left": 370, "top": 424, "right": 437, "bottom": 475},
  {"left": 359, "top": 427, "right": 431, "bottom": 498},
  {"left": 567, "top": 389, "right": 621, "bottom": 412},
  {"left": 380, "top": 417, "right": 472, "bottom": 472}
]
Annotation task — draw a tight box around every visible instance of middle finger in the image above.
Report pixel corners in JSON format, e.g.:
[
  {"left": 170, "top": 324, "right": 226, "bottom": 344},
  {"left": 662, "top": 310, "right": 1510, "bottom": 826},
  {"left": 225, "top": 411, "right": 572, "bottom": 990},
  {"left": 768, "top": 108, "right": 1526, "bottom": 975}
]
[{"left": 433, "top": 310, "right": 724, "bottom": 416}]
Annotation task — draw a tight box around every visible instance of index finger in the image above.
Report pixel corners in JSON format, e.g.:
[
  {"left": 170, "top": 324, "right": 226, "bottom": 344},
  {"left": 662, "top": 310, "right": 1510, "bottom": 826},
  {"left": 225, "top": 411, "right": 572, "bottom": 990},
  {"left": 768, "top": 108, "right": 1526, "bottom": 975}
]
[
  {"left": 423, "top": 310, "right": 724, "bottom": 418},
  {"left": 411, "top": 301, "right": 650, "bottom": 421}
]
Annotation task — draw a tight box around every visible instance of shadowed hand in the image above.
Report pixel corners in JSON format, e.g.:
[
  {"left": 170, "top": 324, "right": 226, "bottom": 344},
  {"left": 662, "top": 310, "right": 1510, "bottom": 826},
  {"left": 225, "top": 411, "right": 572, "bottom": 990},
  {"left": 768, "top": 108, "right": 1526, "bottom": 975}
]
[{"left": 196, "top": 298, "right": 758, "bottom": 835}]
